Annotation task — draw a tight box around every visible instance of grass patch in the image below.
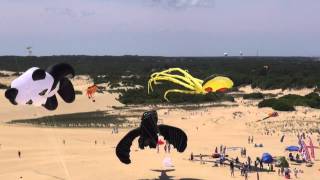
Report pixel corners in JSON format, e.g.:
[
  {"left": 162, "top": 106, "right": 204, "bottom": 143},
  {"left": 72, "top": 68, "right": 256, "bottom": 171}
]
[{"left": 7, "top": 111, "right": 133, "bottom": 128}]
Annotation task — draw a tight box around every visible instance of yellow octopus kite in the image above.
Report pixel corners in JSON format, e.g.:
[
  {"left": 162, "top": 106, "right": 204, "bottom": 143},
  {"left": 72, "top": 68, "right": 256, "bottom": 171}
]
[{"left": 148, "top": 68, "right": 234, "bottom": 101}]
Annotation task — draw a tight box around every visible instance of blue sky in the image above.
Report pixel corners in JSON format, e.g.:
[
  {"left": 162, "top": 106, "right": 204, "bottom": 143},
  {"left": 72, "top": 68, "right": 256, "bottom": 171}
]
[{"left": 0, "top": 0, "right": 319, "bottom": 56}]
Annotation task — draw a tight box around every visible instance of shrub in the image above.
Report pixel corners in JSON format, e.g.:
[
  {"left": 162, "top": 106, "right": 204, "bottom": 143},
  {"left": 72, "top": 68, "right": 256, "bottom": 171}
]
[
  {"left": 258, "top": 92, "right": 320, "bottom": 111},
  {"left": 272, "top": 101, "right": 295, "bottom": 111},
  {"left": 243, "top": 92, "right": 264, "bottom": 99}
]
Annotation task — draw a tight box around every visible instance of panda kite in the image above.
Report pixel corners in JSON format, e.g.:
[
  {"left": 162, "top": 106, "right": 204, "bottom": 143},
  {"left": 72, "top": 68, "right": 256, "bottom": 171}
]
[{"left": 5, "top": 63, "right": 76, "bottom": 110}]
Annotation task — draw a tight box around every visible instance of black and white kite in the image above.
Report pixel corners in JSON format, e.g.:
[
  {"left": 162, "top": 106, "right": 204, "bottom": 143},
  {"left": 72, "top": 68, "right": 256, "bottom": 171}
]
[
  {"left": 116, "top": 110, "right": 188, "bottom": 164},
  {"left": 5, "top": 63, "right": 75, "bottom": 110}
]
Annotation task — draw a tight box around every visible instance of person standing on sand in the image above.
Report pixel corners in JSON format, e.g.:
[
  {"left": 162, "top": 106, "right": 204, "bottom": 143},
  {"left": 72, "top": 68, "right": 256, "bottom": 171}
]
[
  {"left": 164, "top": 142, "right": 167, "bottom": 153},
  {"left": 247, "top": 156, "right": 252, "bottom": 170},
  {"left": 256, "top": 172, "right": 259, "bottom": 180},
  {"left": 244, "top": 167, "right": 248, "bottom": 180},
  {"left": 190, "top": 152, "right": 194, "bottom": 161},
  {"left": 248, "top": 136, "right": 251, "bottom": 144},
  {"left": 230, "top": 160, "right": 235, "bottom": 176},
  {"left": 251, "top": 136, "right": 254, "bottom": 143},
  {"left": 157, "top": 143, "right": 160, "bottom": 153},
  {"left": 240, "top": 163, "right": 244, "bottom": 176},
  {"left": 259, "top": 159, "right": 263, "bottom": 170},
  {"left": 18, "top": 151, "right": 21, "bottom": 159},
  {"left": 254, "top": 159, "right": 258, "bottom": 170}
]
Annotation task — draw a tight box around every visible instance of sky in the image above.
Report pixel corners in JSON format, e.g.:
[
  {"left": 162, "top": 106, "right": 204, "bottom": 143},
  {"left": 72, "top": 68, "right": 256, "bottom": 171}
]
[{"left": 0, "top": 0, "right": 319, "bottom": 56}]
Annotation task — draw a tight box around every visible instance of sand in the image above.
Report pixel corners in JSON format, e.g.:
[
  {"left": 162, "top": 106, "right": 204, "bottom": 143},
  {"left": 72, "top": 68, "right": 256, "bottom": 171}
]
[{"left": 0, "top": 80, "right": 319, "bottom": 180}]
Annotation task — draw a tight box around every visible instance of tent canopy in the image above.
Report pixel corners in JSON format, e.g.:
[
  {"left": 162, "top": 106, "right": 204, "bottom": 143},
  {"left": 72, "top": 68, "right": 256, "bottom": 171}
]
[
  {"left": 285, "top": 146, "right": 300, "bottom": 152},
  {"left": 261, "top": 153, "right": 273, "bottom": 163}
]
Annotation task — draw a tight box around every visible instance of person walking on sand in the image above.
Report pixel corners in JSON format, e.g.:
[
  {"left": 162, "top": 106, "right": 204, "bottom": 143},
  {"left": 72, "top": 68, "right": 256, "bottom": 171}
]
[
  {"left": 248, "top": 136, "right": 251, "bottom": 144},
  {"left": 18, "top": 151, "right": 21, "bottom": 159},
  {"left": 251, "top": 136, "right": 254, "bottom": 143}
]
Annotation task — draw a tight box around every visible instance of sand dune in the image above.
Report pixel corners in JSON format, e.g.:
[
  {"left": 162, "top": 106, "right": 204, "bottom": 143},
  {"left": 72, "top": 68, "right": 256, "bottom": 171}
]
[{"left": 0, "top": 82, "right": 319, "bottom": 180}]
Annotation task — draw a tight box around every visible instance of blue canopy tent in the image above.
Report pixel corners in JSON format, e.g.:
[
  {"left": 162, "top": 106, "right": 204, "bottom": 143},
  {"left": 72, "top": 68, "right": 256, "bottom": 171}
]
[
  {"left": 261, "top": 153, "right": 273, "bottom": 163},
  {"left": 285, "top": 146, "right": 300, "bottom": 152}
]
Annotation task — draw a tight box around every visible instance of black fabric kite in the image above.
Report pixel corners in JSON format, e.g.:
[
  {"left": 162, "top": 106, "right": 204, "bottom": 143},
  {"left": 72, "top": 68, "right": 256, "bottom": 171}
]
[{"left": 116, "top": 110, "right": 188, "bottom": 164}]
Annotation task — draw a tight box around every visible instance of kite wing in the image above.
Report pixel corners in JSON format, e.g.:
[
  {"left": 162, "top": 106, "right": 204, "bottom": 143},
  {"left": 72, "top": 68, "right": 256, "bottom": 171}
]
[
  {"left": 115, "top": 128, "right": 141, "bottom": 164},
  {"left": 158, "top": 124, "right": 187, "bottom": 152}
]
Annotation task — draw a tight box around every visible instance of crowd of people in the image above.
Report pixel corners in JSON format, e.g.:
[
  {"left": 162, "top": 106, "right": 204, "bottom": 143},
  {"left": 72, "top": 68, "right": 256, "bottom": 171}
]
[{"left": 187, "top": 135, "right": 313, "bottom": 180}]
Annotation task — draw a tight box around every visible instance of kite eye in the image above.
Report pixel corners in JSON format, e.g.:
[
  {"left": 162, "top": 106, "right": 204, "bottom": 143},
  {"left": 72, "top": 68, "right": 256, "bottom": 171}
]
[
  {"left": 204, "top": 87, "right": 212, "bottom": 93},
  {"left": 39, "top": 89, "right": 48, "bottom": 96}
]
